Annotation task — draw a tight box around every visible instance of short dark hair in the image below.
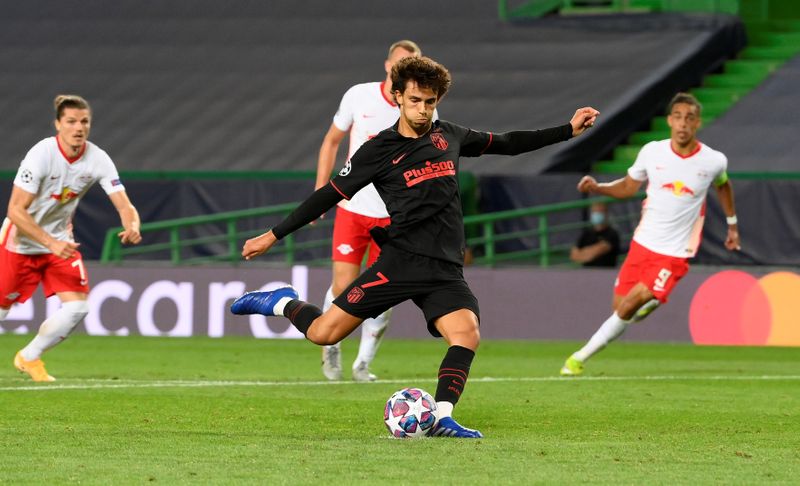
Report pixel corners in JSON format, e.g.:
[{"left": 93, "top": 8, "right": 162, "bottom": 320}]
[
  {"left": 388, "top": 40, "right": 421, "bottom": 58},
  {"left": 54, "top": 94, "right": 91, "bottom": 120},
  {"left": 667, "top": 92, "right": 702, "bottom": 115},
  {"left": 391, "top": 56, "right": 452, "bottom": 100}
]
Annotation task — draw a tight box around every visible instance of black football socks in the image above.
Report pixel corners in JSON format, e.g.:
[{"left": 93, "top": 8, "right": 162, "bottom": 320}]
[
  {"left": 283, "top": 300, "right": 322, "bottom": 336},
  {"left": 435, "top": 345, "right": 475, "bottom": 406}
]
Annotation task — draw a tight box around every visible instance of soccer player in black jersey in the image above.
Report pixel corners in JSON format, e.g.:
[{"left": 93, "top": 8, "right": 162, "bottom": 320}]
[{"left": 231, "top": 56, "right": 599, "bottom": 438}]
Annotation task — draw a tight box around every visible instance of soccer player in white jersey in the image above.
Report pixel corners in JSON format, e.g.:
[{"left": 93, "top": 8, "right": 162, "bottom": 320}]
[
  {"left": 561, "top": 92, "right": 741, "bottom": 376},
  {"left": 315, "top": 40, "right": 430, "bottom": 381},
  {"left": 0, "top": 95, "right": 142, "bottom": 381}
]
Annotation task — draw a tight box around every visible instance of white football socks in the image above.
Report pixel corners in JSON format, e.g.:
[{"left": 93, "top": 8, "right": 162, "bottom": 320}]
[
  {"left": 272, "top": 297, "right": 294, "bottom": 316},
  {"left": 322, "top": 286, "right": 335, "bottom": 313},
  {"left": 20, "top": 300, "right": 89, "bottom": 361},
  {"left": 574, "top": 312, "right": 631, "bottom": 362},
  {"left": 354, "top": 309, "right": 390, "bottom": 367},
  {"left": 321, "top": 286, "right": 340, "bottom": 354},
  {"left": 437, "top": 401, "right": 454, "bottom": 418}
]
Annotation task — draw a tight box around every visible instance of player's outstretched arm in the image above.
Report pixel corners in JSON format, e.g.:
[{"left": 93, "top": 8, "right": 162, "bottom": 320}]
[
  {"left": 577, "top": 175, "right": 642, "bottom": 199},
  {"left": 241, "top": 184, "right": 344, "bottom": 260},
  {"left": 715, "top": 180, "right": 741, "bottom": 251},
  {"left": 483, "top": 107, "right": 600, "bottom": 156}
]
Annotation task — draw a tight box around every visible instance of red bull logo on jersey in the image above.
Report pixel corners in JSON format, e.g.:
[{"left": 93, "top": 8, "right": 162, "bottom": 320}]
[
  {"left": 403, "top": 160, "right": 456, "bottom": 187},
  {"left": 661, "top": 180, "right": 695, "bottom": 197},
  {"left": 50, "top": 187, "right": 79, "bottom": 204}
]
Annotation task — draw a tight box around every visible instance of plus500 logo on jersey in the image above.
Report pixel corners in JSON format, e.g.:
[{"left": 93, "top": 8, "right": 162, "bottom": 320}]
[{"left": 403, "top": 160, "right": 455, "bottom": 187}]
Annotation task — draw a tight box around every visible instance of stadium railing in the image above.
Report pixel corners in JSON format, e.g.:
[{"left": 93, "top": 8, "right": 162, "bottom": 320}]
[
  {"left": 498, "top": 0, "right": 743, "bottom": 20},
  {"left": 100, "top": 194, "right": 644, "bottom": 267},
  {"left": 464, "top": 195, "right": 642, "bottom": 266}
]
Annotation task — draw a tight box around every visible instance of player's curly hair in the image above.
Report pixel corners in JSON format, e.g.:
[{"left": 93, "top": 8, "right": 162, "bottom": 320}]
[
  {"left": 54, "top": 94, "right": 91, "bottom": 120},
  {"left": 391, "top": 56, "right": 452, "bottom": 100}
]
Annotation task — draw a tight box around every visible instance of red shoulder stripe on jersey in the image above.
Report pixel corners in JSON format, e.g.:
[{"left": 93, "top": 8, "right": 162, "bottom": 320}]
[
  {"left": 329, "top": 180, "right": 350, "bottom": 200},
  {"left": 479, "top": 132, "right": 494, "bottom": 155},
  {"left": 379, "top": 81, "right": 396, "bottom": 107},
  {"left": 671, "top": 141, "right": 702, "bottom": 159},
  {"left": 55, "top": 136, "right": 87, "bottom": 164}
]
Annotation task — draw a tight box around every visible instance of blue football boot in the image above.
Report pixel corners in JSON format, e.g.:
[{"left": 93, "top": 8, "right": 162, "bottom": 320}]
[
  {"left": 230, "top": 286, "right": 299, "bottom": 316},
  {"left": 431, "top": 417, "right": 484, "bottom": 438}
]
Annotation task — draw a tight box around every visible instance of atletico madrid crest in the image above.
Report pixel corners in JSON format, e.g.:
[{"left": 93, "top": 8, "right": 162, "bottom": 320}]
[
  {"left": 347, "top": 287, "right": 365, "bottom": 304},
  {"left": 430, "top": 132, "right": 448, "bottom": 151}
]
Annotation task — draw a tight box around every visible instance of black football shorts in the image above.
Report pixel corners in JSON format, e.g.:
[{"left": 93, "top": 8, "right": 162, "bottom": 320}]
[{"left": 333, "top": 245, "right": 480, "bottom": 337}]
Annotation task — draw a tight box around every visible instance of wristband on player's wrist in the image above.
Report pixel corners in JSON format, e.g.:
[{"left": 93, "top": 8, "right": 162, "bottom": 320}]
[{"left": 726, "top": 215, "right": 738, "bottom": 226}]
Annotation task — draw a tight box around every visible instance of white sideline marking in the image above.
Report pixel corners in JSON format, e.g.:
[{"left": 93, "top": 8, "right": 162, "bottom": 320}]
[{"left": 2, "top": 375, "right": 800, "bottom": 392}]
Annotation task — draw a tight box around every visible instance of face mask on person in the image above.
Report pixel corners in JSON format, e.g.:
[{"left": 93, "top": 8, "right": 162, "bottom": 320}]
[{"left": 590, "top": 211, "right": 606, "bottom": 226}]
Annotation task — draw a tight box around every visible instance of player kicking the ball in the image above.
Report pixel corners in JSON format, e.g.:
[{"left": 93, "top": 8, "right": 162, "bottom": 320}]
[
  {"left": 315, "top": 40, "right": 432, "bottom": 382},
  {"left": 561, "top": 92, "right": 740, "bottom": 377},
  {"left": 232, "top": 57, "right": 599, "bottom": 437}
]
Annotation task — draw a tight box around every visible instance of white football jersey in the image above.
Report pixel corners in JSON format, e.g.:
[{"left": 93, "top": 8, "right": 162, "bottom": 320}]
[
  {"left": 628, "top": 140, "right": 727, "bottom": 258},
  {"left": 332, "top": 81, "right": 438, "bottom": 218},
  {"left": 1, "top": 137, "right": 125, "bottom": 254}
]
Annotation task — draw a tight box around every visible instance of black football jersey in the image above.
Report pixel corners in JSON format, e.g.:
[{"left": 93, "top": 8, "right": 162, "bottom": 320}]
[{"left": 330, "top": 120, "right": 491, "bottom": 264}]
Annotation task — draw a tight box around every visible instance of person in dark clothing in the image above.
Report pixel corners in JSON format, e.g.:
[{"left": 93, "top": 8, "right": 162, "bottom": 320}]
[
  {"left": 570, "top": 202, "right": 620, "bottom": 267},
  {"left": 230, "top": 56, "right": 599, "bottom": 438}
]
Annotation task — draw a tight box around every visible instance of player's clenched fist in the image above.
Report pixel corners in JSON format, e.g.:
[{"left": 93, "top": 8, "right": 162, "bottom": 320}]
[
  {"left": 118, "top": 228, "right": 142, "bottom": 245},
  {"left": 577, "top": 175, "right": 599, "bottom": 194},
  {"left": 242, "top": 230, "right": 278, "bottom": 260},
  {"left": 570, "top": 107, "right": 600, "bottom": 137}
]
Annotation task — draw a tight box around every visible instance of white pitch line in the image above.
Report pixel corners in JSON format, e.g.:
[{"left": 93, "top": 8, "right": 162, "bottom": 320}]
[{"left": 2, "top": 375, "right": 800, "bottom": 392}]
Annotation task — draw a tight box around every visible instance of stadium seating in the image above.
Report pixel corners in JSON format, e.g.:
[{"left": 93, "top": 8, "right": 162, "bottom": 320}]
[
  {"left": 593, "top": 19, "right": 800, "bottom": 174},
  {"left": 0, "top": 0, "right": 742, "bottom": 176}
]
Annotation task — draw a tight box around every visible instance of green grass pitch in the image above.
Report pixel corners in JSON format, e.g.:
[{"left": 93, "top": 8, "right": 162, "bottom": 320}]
[{"left": 1, "top": 335, "right": 798, "bottom": 484}]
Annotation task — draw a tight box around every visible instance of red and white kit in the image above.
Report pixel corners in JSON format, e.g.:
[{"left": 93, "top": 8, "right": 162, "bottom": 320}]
[
  {"left": 616, "top": 139, "right": 727, "bottom": 301},
  {"left": 0, "top": 137, "right": 125, "bottom": 305},
  {"left": 333, "top": 81, "right": 399, "bottom": 219}
]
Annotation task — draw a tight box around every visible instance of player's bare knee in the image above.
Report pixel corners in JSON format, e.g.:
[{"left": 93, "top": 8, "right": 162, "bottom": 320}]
[
  {"left": 305, "top": 326, "right": 326, "bottom": 345},
  {"left": 447, "top": 324, "right": 480, "bottom": 350},
  {"left": 306, "top": 322, "right": 338, "bottom": 346},
  {"left": 464, "top": 319, "right": 480, "bottom": 340},
  {"left": 467, "top": 316, "right": 480, "bottom": 342},
  {"left": 466, "top": 328, "right": 481, "bottom": 350}
]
